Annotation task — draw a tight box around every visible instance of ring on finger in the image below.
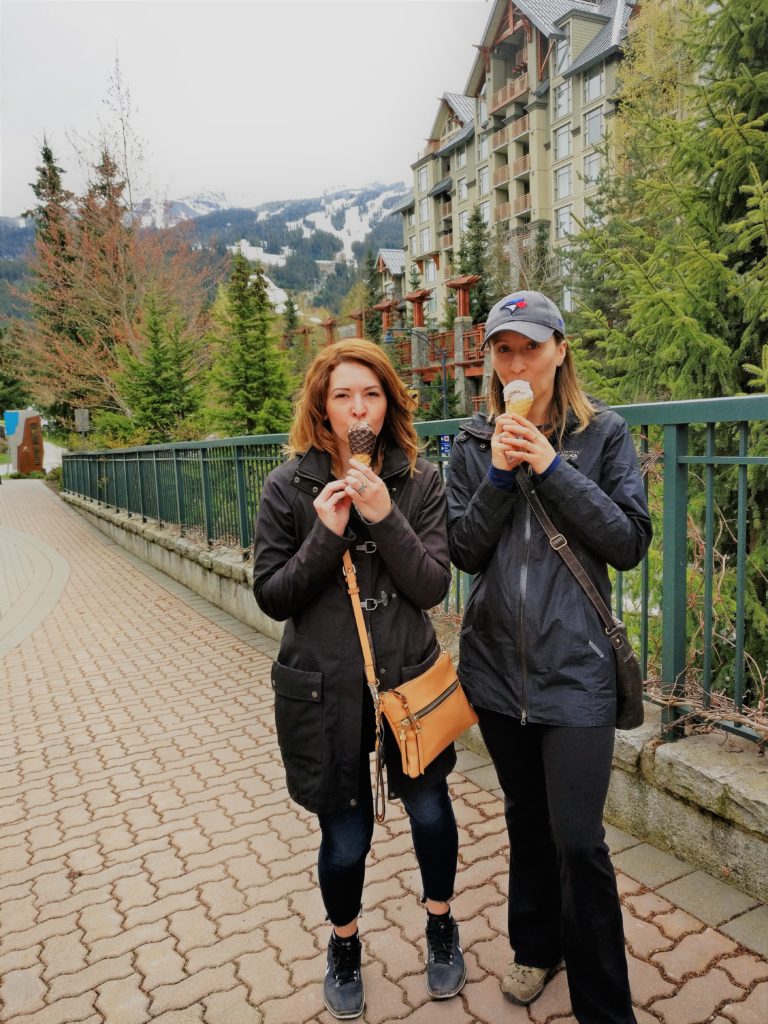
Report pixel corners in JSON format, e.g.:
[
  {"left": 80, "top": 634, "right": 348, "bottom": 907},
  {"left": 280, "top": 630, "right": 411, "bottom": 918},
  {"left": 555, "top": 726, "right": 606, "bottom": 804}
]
[{"left": 358, "top": 481, "right": 367, "bottom": 494}]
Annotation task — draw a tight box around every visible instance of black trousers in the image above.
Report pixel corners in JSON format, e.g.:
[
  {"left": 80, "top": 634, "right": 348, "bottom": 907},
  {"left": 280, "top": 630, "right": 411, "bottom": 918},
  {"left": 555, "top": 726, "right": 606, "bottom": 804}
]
[{"left": 476, "top": 708, "right": 636, "bottom": 1024}]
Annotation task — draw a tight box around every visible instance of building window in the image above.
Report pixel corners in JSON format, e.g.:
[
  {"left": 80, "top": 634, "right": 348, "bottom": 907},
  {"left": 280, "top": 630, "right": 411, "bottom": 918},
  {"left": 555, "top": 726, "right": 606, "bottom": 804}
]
[
  {"left": 425, "top": 258, "right": 436, "bottom": 284},
  {"left": 478, "top": 165, "right": 490, "bottom": 197},
  {"left": 425, "top": 295, "right": 438, "bottom": 320},
  {"left": 553, "top": 123, "right": 572, "bottom": 161},
  {"left": 478, "top": 134, "right": 489, "bottom": 161},
  {"left": 479, "top": 201, "right": 491, "bottom": 226},
  {"left": 584, "top": 107, "right": 604, "bottom": 147},
  {"left": 408, "top": 210, "right": 415, "bottom": 228},
  {"left": 554, "top": 33, "right": 569, "bottom": 75},
  {"left": 583, "top": 64, "right": 604, "bottom": 104},
  {"left": 420, "top": 226, "right": 431, "bottom": 253},
  {"left": 409, "top": 235, "right": 416, "bottom": 255},
  {"left": 553, "top": 80, "right": 571, "bottom": 120},
  {"left": 457, "top": 147, "right": 467, "bottom": 169},
  {"left": 457, "top": 177, "right": 468, "bottom": 201},
  {"left": 419, "top": 197, "right": 429, "bottom": 223},
  {"left": 458, "top": 209, "right": 469, "bottom": 235},
  {"left": 583, "top": 151, "right": 601, "bottom": 186},
  {"left": 554, "top": 205, "right": 572, "bottom": 240},
  {"left": 418, "top": 166, "right": 428, "bottom": 192},
  {"left": 478, "top": 89, "right": 488, "bottom": 124},
  {"left": 554, "top": 164, "right": 572, "bottom": 201}
]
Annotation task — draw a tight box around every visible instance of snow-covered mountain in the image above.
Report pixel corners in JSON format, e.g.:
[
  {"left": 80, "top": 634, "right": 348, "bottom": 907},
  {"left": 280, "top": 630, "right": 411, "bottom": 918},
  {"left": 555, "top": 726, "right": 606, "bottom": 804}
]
[{"left": 135, "top": 182, "right": 409, "bottom": 263}]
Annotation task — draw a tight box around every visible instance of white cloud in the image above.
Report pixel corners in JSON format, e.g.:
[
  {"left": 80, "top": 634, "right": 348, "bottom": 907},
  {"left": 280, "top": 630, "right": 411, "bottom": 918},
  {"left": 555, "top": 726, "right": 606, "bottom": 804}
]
[{"left": 1, "top": 0, "right": 491, "bottom": 215}]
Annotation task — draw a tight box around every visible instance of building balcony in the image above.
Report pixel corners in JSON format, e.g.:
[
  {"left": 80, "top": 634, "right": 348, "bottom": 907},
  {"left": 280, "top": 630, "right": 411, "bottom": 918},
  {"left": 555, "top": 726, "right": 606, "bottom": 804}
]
[
  {"left": 472, "top": 393, "right": 488, "bottom": 413},
  {"left": 494, "top": 202, "right": 511, "bottom": 224},
  {"left": 441, "top": 233, "right": 454, "bottom": 251},
  {"left": 511, "top": 154, "right": 531, "bottom": 177},
  {"left": 428, "top": 332, "right": 455, "bottom": 362},
  {"left": 490, "top": 73, "right": 529, "bottom": 114},
  {"left": 441, "top": 200, "right": 452, "bottom": 220},
  {"left": 462, "top": 326, "right": 485, "bottom": 361},
  {"left": 513, "top": 193, "right": 532, "bottom": 215},
  {"left": 491, "top": 126, "right": 508, "bottom": 151},
  {"left": 509, "top": 115, "right": 530, "bottom": 140},
  {"left": 493, "top": 164, "right": 510, "bottom": 186}
]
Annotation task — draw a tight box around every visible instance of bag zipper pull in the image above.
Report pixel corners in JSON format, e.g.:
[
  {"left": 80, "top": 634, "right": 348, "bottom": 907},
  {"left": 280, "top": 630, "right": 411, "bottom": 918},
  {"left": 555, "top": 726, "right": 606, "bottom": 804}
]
[{"left": 521, "top": 711, "right": 527, "bottom": 726}]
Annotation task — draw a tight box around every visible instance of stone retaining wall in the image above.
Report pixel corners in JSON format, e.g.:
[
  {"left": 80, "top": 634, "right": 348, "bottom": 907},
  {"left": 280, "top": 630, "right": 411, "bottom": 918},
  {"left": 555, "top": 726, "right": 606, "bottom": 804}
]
[{"left": 63, "top": 493, "right": 768, "bottom": 903}]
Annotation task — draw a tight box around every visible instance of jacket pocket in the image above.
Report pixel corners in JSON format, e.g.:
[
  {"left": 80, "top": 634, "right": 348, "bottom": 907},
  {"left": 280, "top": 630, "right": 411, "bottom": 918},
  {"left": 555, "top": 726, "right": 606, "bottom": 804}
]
[
  {"left": 399, "top": 643, "right": 440, "bottom": 683},
  {"left": 271, "top": 661, "right": 324, "bottom": 770}
]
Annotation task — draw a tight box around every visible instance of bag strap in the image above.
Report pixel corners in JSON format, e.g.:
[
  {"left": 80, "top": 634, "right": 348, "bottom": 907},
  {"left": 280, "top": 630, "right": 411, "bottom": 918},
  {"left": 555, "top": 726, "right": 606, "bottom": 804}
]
[
  {"left": 342, "top": 550, "right": 386, "bottom": 823},
  {"left": 516, "top": 471, "right": 619, "bottom": 638}
]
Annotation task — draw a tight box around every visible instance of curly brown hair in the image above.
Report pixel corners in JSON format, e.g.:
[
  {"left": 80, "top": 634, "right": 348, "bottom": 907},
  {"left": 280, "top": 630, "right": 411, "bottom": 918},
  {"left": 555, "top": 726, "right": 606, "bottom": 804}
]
[{"left": 286, "top": 339, "right": 419, "bottom": 476}]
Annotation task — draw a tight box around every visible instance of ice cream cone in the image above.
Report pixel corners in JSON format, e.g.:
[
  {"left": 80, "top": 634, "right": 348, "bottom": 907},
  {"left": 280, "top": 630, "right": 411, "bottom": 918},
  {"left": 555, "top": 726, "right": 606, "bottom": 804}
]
[
  {"left": 503, "top": 381, "right": 534, "bottom": 418},
  {"left": 348, "top": 421, "right": 376, "bottom": 466}
]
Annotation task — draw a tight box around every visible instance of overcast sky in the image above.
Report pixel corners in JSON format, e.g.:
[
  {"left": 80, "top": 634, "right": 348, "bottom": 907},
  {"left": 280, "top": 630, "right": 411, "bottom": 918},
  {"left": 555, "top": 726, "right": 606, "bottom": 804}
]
[{"left": 1, "top": 0, "right": 491, "bottom": 217}]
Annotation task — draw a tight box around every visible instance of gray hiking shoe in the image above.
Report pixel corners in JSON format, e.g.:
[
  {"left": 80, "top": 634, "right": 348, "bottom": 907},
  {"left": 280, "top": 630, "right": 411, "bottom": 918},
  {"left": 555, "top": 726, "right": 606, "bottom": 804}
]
[
  {"left": 501, "top": 961, "right": 554, "bottom": 1004},
  {"left": 323, "top": 931, "right": 364, "bottom": 1019},
  {"left": 425, "top": 914, "right": 467, "bottom": 999}
]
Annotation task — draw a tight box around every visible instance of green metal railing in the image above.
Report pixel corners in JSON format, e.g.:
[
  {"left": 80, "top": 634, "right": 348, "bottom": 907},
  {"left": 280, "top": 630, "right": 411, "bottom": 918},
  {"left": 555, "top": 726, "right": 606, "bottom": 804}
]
[{"left": 63, "top": 395, "right": 768, "bottom": 743}]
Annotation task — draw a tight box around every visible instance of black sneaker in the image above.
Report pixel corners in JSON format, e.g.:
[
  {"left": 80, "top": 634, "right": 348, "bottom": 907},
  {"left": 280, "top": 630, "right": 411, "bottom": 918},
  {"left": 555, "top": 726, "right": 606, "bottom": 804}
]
[
  {"left": 425, "top": 913, "right": 467, "bottom": 999},
  {"left": 323, "top": 931, "right": 365, "bottom": 1020}
]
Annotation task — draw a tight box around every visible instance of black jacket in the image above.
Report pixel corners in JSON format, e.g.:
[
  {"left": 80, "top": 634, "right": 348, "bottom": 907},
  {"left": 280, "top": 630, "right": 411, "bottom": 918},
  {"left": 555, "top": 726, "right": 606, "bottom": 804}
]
[
  {"left": 446, "top": 406, "right": 652, "bottom": 727},
  {"left": 253, "top": 444, "right": 454, "bottom": 814}
]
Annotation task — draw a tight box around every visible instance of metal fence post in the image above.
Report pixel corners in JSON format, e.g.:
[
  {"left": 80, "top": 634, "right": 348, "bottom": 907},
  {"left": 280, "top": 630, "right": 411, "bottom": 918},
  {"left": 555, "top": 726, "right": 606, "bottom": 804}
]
[
  {"left": 199, "top": 448, "right": 213, "bottom": 546},
  {"left": 234, "top": 444, "right": 250, "bottom": 552},
  {"left": 662, "top": 423, "right": 688, "bottom": 740},
  {"left": 173, "top": 449, "right": 186, "bottom": 536}
]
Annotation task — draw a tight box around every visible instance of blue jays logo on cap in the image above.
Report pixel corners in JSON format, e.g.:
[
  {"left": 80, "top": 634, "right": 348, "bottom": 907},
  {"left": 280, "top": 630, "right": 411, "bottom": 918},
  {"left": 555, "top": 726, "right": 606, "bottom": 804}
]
[{"left": 503, "top": 296, "right": 529, "bottom": 313}]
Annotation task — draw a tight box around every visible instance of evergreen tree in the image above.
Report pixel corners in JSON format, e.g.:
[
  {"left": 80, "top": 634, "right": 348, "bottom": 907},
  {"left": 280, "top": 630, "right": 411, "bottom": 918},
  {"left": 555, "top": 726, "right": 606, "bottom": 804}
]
[
  {"left": 566, "top": 0, "right": 768, "bottom": 401},
  {"left": 210, "top": 252, "right": 292, "bottom": 435},
  {"left": 456, "top": 207, "right": 492, "bottom": 323},
  {"left": 282, "top": 292, "right": 300, "bottom": 348},
  {"left": 119, "top": 294, "right": 201, "bottom": 442},
  {"left": 425, "top": 374, "right": 459, "bottom": 421},
  {"left": 0, "top": 325, "right": 30, "bottom": 415},
  {"left": 363, "top": 250, "right": 382, "bottom": 341}
]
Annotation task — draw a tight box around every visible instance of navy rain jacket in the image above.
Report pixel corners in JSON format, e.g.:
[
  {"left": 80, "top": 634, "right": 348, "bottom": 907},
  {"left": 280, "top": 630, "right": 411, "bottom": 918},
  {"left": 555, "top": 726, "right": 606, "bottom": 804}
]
[{"left": 446, "top": 404, "right": 652, "bottom": 727}]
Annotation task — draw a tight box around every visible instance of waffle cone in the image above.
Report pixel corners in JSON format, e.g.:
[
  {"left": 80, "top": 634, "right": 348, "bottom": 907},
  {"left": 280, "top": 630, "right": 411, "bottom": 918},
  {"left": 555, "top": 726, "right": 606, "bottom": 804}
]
[
  {"left": 348, "top": 422, "right": 376, "bottom": 465},
  {"left": 505, "top": 397, "right": 534, "bottom": 418}
]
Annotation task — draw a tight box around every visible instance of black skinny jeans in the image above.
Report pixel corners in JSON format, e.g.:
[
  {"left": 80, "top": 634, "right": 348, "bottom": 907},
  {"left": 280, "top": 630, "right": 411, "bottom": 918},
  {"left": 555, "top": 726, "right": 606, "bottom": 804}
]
[
  {"left": 317, "top": 742, "right": 458, "bottom": 927},
  {"left": 477, "top": 708, "right": 636, "bottom": 1024}
]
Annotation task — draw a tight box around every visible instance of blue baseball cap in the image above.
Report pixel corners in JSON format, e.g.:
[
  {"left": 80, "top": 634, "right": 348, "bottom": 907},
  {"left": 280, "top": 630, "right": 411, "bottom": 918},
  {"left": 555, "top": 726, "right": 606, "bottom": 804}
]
[{"left": 482, "top": 291, "right": 565, "bottom": 348}]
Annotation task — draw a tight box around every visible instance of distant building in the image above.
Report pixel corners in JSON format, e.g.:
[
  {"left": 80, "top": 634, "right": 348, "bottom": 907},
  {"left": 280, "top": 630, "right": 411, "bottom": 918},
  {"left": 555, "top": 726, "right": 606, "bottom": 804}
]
[
  {"left": 401, "top": 0, "right": 633, "bottom": 321},
  {"left": 375, "top": 248, "right": 406, "bottom": 301}
]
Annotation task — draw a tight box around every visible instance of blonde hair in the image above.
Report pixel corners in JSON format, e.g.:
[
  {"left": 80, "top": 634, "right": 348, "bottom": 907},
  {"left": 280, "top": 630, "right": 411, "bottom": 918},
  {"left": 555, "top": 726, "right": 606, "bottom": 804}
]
[
  {"left": 488, "top": 332, "right": 595, "bottom": 442},
  {"left": 287, "top": 339, "right": 420, "bottom": 476}
]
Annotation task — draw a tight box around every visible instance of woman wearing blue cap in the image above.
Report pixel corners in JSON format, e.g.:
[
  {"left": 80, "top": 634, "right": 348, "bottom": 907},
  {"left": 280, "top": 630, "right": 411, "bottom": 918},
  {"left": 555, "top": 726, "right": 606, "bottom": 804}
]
[{"left": 446, "top": 290, "right": 651, "bottom": 1024}]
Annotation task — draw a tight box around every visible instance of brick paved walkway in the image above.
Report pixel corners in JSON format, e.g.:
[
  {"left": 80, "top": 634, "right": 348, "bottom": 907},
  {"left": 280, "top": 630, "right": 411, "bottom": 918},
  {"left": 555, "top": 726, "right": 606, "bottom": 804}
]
[{"left": 1, "top": 480, "right": 766, "bottom": 1024}]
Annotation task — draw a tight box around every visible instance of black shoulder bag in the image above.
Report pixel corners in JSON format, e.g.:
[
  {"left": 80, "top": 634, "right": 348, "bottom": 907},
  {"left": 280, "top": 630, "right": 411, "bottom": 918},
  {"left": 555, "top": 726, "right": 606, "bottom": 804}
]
[{"left": 517, "top": 471, "right": 645, "bottom": 730}]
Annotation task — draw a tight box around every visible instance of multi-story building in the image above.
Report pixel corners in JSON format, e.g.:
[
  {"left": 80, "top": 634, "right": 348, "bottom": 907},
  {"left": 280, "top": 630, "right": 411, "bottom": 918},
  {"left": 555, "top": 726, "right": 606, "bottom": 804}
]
[{"left": 401, "top": 1, "right": 633, "bottom": 323}]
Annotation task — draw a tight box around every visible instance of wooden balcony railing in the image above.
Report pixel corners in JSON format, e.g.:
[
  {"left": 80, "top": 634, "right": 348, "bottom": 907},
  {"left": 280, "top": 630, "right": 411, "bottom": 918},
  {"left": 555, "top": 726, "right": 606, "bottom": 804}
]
[
  {"left": 418, "top": 139, "right": 439, "bottom": 160},
  {"left": 462, "top": 326, "right": 486, "bottom": 361},
  {"left": 441, "top": 200, "right": 452, "bottom": 220},
  {"left": 513, "top": 193, "right": 532, "bottom": 215},
  {"left": 494, "top": 202, "right": 511, "bottom": 223},
  {"left": 491, "top": 126, "right": 508, "bottom": 151},
  {"left": 490, "top": 73, "right": 529, "bottom": 113},
  {"left": 472, "top": 394, "right": 488, "bottom": 413},
  {"left": 509, "top": 115, "right": 530, "bottom": 140},
  {"left": 441, "top": 233, "right": 454, "bottom": 251},
  {"left": 511, "top": 154, "right": 531, "bottom": 177},
  {"left": 428, "top": 332, "right": 455, "bottom": 362},
  {"left": 493, "top": 164, "right": 510, "bottom": 186}
]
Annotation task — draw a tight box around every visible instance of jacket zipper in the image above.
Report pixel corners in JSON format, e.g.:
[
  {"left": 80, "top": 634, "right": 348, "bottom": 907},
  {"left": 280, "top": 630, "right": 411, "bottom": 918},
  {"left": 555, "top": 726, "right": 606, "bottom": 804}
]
[{"left": 518, "top": 489, "right": 532, "bottom": 725}]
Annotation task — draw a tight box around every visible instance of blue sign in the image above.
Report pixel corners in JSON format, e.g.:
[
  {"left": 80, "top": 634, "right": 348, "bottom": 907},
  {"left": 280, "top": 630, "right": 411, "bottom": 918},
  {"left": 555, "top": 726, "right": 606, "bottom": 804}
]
[
  {"left": 4, "top": 411, "right": 20, "bottom": 438},
  {"left": 439, "top": 434, "right": 451, "bottom": 458}
]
